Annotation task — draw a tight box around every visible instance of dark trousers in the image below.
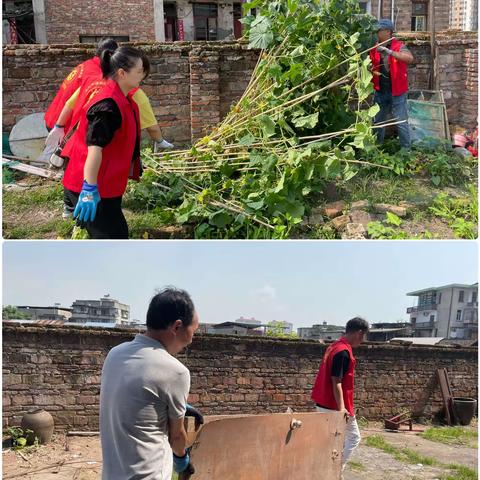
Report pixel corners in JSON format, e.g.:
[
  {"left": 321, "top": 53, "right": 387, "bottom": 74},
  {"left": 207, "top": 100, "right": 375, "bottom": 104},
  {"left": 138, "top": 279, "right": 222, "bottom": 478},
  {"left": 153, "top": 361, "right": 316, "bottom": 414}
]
[{"left": 64, "top": 188, "right": 128, "bottom": 239}]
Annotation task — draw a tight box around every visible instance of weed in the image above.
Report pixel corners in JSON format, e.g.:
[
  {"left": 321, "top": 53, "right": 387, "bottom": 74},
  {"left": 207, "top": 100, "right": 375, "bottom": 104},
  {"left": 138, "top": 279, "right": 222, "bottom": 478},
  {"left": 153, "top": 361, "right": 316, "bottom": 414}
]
[
  {"left": 365, "top": 435, "right": 435, "bottom": 465},
  {"left": 4, "top": 427, "right": 38, "bottom": 450},
  {"left": 429, "top": 187, "right": 478, "bottom": 239},
  {"left": 421, "top": 426, "right": 478, "bottom": 448},
  {"left": 348, "top": 460, "right": 366, "bottom": 472},
  {"left": 441, "top": 464, "right": 478, "bottom": 480},
  {"left": 366, "top": 434, "right": 478, "bottom": 479}
]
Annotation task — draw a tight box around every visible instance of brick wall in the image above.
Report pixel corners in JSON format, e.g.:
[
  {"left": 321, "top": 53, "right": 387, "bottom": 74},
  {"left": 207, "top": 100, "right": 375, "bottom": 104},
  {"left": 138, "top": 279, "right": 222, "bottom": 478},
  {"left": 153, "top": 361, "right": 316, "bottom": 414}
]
[
  {"left": 3, "top": 324, "right": 477, "bottom": 431},
  {"left": 2, "top": 33, "right": 478, "bottom": 142},
  {"left": 44, "top": 0, "right": 155, "bottom": 44}
]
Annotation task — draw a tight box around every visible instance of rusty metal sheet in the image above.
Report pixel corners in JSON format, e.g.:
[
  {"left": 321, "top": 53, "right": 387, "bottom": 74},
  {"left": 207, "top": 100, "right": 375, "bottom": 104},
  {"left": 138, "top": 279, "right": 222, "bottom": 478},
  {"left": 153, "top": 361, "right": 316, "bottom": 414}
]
[{"left": 186, "top": 412, "right": 346, "bottom": 480}]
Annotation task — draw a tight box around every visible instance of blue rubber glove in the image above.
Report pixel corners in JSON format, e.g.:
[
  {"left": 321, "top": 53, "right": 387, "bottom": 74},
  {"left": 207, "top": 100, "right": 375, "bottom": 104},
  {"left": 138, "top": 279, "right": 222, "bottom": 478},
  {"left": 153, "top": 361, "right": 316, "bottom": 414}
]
[
  {"left": 73, "top": 181, "right": 100, "bottom": 223},
  {"left": 185, "top": 403, "right": 204, "bottom": 425},
  {"left": 173, "top": 449, "right": 190, "bottom": 473}
]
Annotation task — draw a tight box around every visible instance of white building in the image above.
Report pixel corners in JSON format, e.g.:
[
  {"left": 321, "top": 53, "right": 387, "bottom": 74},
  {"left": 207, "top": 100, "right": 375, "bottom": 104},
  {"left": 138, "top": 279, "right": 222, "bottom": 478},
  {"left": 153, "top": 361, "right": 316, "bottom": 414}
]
[
  {"left": 69, "top": 295, "right": 130, "bottom": 326},
  {"left": 297, "top": 322, "right": 344, "bottom": 341},
  {"left": 407, "top": 283, "right": 478, "bottom": 339}
]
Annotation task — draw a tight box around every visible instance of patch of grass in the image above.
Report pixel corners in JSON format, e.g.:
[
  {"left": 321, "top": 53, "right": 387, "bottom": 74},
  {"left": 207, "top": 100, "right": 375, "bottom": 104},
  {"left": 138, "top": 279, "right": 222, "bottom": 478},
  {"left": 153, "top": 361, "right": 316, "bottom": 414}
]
[
  {"left": 4, "top": 218, "right": 68, "bottom": 239},
  {"left": 421, "top": 426, "right": 478, "bottom": 448},
  {"left": 365, "top": 434, "right": 436, "bottom": 465},
  {"left": 126, "top": 211, "right": 175, "bottom": 239},
  {"left": 3, "top": 183, "right": 63, "bottom": 210},
  {"left": 441, "top": 464, "right": 478, "bottom": 480},
  {"left": 348, "top": 460, "right": 366, "bottom": 472},
  {"left": 366, "top": 434, "right": 478, "bottom": 479},
  {"left": 428, "top": 185, "right": 478, "bottom": 239},
  {"left": 307, "top": 224, "right": 339, "bottom": 239}
]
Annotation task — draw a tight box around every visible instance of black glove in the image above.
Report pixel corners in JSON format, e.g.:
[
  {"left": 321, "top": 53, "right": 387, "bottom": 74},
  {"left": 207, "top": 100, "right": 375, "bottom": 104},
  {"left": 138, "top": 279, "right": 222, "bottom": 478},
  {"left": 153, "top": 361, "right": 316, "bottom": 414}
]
[{"left": 186, "top": 403, "right": 204, "bottom": 425}]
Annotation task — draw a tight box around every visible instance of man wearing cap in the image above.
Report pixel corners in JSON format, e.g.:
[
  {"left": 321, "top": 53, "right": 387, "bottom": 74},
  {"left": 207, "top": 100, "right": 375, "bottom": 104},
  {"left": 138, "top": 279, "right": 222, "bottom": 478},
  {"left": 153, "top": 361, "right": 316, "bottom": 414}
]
[{"left": 370, "top": 19, "right": 414, "bottom": 150}]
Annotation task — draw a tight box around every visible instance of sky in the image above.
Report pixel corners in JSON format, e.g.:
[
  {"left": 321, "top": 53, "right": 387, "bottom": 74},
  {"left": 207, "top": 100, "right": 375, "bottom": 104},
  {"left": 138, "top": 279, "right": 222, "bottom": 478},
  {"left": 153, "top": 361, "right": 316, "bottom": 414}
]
[{"left": 3, "top": 241, "right": 477, "bottom": 329}]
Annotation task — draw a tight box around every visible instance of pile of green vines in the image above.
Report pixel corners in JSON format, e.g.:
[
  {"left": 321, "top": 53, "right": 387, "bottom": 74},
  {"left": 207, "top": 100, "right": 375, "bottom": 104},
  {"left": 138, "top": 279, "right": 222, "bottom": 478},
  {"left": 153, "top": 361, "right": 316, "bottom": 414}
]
[{"left": 141, "top": 0, "right": 380, "bottom": 238}]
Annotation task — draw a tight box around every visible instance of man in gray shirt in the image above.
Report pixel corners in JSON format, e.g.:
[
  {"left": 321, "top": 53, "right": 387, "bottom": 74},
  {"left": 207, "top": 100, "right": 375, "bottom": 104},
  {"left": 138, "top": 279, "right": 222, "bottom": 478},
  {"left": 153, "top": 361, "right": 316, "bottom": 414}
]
[{"left": 100, "top": 287, "right": 199, "bottom": 479}]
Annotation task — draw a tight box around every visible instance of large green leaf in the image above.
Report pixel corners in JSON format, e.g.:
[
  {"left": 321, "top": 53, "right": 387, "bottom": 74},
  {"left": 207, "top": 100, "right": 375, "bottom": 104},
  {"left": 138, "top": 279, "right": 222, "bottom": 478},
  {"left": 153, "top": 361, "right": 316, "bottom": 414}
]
[
  {"left": 292, "top": 112, "right": 319, "bottom": 129},
  {"left": 248, "top": 16, "right": 274, "bottom": 50},
  {"left": 209, "top": 210, "right": 233, "bottom": 228},
  {"left": 257, "top": 114, "right": 276, "bottom": 137}
]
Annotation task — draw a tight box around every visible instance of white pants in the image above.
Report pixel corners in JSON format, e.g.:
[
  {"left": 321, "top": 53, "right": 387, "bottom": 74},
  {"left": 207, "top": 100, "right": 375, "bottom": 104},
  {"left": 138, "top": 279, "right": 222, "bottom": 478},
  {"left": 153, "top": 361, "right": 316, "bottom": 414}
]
[{"left": 316, "top": 406, "right": 361, "bottom": 470}]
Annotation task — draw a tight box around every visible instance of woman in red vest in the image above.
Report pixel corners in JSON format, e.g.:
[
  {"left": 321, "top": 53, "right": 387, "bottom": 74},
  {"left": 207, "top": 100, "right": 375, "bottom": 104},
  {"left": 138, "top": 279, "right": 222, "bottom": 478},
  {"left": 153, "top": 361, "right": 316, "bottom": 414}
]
[
  {"left": 44, "top": 38, "right": 118, "bottom": 145},
  {"left": 369, "top": 19, "right": 414, "bottom": 150},
  {"left": 311, "top": 317, "right": 369, "bottom": 476},
  {"left": 61, "top": 46, "right": 149, "bottom": 239}
]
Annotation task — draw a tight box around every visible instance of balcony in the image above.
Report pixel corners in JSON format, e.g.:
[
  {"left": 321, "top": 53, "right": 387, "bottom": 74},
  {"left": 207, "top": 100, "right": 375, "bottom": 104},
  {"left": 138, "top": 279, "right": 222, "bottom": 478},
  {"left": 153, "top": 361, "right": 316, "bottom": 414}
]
[
  {"left": 467, "top": 301, "right": 478, "bottom": 307},
  {"left": 407, "top": 304, "right": 437, "bottom": 314},
  {"left": 413, "top": 321, "right": 437, "bottom": 329}
]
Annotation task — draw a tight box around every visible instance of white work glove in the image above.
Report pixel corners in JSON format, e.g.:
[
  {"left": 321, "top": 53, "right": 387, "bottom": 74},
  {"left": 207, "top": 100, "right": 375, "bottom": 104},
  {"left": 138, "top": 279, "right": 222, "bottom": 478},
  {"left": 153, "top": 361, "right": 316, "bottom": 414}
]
[
  {"left": 377, "top": 45, "right": 393, "bottom": 56},
  {"left": 45, "top": 125, "right": 65, "bottom": 149},
  {"left": 154, "top": 139, "right": 174, "bottom": 153}
]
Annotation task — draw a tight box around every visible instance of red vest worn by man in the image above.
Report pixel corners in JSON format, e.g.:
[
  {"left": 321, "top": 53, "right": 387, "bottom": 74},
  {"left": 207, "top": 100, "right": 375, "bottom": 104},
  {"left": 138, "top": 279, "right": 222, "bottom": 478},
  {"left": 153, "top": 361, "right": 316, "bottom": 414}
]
[
  {"left": 62, "top": 79, "right": 141, "bottom": 198},
  {"left": 44, "top": 57, "right": 101, "bottom": 131},
  {"left": 370, "top": 38, "right": 409, "bottom": 96},
  {"left": 311, "top": 337, "right": 357, "bottom": 416}
]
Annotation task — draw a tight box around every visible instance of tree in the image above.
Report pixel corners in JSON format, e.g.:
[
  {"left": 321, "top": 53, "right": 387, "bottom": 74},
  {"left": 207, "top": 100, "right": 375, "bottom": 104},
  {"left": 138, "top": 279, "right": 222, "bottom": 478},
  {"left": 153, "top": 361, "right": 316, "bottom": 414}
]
[{"left": 2, "top": 306, "right": 32, "bottom": 320}]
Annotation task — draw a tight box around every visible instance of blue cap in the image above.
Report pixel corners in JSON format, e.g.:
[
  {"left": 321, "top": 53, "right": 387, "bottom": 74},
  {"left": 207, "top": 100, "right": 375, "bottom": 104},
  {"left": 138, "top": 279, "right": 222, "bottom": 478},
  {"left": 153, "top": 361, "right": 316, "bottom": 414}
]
[{"left": 377, "top": 19, "right": 394, "bottom": 31}]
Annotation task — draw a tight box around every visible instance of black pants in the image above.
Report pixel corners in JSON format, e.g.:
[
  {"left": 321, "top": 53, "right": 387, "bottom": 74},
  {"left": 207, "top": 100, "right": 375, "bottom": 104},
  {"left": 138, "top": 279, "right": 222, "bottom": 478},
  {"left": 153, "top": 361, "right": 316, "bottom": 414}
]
[{"left": 64, "top": 188, "right": 128, "bottom": 239}]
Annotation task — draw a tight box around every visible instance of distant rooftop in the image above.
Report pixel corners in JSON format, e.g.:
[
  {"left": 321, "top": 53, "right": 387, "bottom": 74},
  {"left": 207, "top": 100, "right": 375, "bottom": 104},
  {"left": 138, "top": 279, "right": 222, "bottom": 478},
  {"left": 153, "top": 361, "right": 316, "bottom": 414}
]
[
  {"left": 390, "top": 337, "right": 445, "bottom": 345},
  {"left": 407, "top": 283, "right": 477, "bottom": 296}
]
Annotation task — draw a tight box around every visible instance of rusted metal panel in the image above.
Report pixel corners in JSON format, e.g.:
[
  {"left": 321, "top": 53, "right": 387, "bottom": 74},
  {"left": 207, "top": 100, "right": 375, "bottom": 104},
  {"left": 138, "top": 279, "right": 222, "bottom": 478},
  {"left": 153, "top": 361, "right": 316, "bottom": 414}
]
[{"left": 185, "top": 412, "right": 346, "bottom": 480}]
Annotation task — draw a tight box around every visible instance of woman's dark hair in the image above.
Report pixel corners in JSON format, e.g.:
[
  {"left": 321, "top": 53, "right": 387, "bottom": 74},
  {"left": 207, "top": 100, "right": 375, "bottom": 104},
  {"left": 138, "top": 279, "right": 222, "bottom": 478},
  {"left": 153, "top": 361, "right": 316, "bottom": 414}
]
[
  {"left": 345, "top": 317, "right": 369, "bottom": 334},
  {"left": 100, "top": 46, "right": 150, "bottom": 79},
  {"left": 146, "top": 287, "right": 195, "bottom": 330},
  {"left": 95, "top": 38, "right": 118, "bottom": 57}
]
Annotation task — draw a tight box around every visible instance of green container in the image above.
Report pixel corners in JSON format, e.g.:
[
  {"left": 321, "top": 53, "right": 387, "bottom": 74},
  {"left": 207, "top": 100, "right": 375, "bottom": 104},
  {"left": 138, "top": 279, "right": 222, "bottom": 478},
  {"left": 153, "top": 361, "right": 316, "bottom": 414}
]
[{"left": 2, "top": 132, "right": 12, "bottom": 156}]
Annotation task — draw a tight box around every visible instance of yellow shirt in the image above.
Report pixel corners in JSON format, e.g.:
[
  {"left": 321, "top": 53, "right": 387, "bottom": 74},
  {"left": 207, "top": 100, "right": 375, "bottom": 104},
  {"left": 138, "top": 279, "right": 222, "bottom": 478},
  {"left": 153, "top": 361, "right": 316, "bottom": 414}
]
[{"left": 65, "top": 87, "right": 157, "bottom": 130}]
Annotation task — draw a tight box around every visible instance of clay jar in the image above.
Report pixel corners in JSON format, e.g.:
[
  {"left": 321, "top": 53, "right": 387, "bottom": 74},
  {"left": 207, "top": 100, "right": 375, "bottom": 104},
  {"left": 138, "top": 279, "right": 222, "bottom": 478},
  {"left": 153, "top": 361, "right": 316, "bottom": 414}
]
[{"left": 21, "top": 409, "right": 54, "bottom": 444}]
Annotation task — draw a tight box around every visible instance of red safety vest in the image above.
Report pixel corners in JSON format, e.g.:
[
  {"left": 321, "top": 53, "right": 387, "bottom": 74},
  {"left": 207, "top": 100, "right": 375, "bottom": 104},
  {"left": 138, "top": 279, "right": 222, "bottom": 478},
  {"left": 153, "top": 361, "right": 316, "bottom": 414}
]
[
  {"left": 44, "top": 57, "right": 101, "bottom": 131},
  {"left": 62, "top": 79, "right": 141, "bottom": 198},
  {"left": 311, "top": 337, "right": 356, "bottom": 416},
  {"left": 370, "top": 38, "right": 409, "bottom": 96}
]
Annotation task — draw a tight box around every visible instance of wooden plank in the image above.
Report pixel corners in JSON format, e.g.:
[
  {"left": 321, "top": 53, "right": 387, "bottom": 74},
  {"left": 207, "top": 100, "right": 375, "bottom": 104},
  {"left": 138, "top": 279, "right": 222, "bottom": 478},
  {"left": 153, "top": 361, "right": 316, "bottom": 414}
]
[
  {"left": 2, "top": 158, "right": 61, "bottom": 179},
  {"left": 437, "top": 368, "right": 454, "bottom": 425},
  {"left": 186, "top": 412, "right": 346, "bottom": 480}
]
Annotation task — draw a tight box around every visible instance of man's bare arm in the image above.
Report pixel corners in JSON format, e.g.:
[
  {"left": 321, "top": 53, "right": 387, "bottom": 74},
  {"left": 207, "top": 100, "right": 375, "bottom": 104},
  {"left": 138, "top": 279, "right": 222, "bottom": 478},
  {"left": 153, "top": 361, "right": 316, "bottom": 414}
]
[
  {"left": 168, "top": 416, "right": 188, "bottom": 456},
  {"left": 331, "top": 376, "right": 347, "bottom": 413}
]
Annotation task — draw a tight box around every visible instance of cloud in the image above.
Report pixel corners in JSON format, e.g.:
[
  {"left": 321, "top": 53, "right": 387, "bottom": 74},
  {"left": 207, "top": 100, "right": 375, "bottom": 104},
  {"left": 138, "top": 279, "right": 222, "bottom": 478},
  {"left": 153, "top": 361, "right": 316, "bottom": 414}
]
[{"left": 253, "top": 284, "right": 278, "bottom": 302}]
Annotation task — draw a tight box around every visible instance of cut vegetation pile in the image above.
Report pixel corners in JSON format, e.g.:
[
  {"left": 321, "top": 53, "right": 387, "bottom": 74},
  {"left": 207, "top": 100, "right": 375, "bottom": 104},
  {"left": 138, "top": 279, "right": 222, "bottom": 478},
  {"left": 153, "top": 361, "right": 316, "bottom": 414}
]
[{"left": 142, "top": 0, "right": 384, "bottom": 238}]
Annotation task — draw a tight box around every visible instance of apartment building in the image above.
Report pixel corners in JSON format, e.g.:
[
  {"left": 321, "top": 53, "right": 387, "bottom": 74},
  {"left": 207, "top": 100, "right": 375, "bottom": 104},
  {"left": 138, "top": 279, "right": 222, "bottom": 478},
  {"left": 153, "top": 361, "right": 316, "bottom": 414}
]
[
  {"left": 69, "top": 295, "right": 130, "bottom": 326},
  {"left": 297, "top": 322, "right": 344, "bottom": 341},
  {"left": 406, "top": 283, "right": 478, "bottom": 339}
]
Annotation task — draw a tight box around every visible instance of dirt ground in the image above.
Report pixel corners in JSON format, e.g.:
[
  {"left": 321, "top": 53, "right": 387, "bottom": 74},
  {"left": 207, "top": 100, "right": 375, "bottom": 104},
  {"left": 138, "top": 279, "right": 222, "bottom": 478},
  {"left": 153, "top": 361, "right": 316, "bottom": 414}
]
[
  {"left": 3, "top": 426, "right": 477, "bottom": 480},
  {"left": 345, "top": 427, "right": 478, "bottom": 480}
]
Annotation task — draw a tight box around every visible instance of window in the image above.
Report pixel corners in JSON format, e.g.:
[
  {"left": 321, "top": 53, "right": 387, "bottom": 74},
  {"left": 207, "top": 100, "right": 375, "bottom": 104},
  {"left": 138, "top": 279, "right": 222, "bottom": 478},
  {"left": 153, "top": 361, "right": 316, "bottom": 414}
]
[
  {"left": 456, "top": 309, "right": 462, "bottom": 321},
  {"left": 358, "top": 1, "right": 371, "bottom": 13},
  {"left": 411, "top": 1, "right": 428, "bottom": 31},
  {"left": 419, "top": 291, "right": 436, "bottom": 307},
  {"left": 411, "top": 317, "right": 417, "bottom": 325},
  {"left": 80, "top": 35, "right": 129, "bottom": 43},
  {"left": 438, "top": 292, "right": 442, "bottom": 304},
  {"left": 473, "top": 291, "right": 478, "bottom": 303},
  {"left": 233, "top": 3, "right": 243, "bottom": 39},
  {"left": 193, "top": 3, "right": 218, "bottom": 41},
  {"left": 459, "top": 290, "right": 464, "bottom": 302},
  {"left": 429, "top": 315, "right": 435, "bottom": 322}
]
